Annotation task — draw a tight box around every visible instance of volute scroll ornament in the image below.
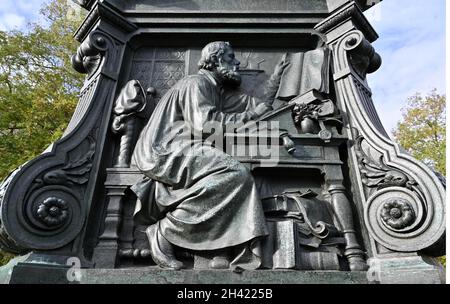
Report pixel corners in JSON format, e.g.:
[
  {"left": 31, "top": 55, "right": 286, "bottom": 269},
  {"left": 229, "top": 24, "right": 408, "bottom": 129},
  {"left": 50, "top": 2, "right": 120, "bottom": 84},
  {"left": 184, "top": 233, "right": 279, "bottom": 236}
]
[
  {"left": 329, "top": 29, "right": 446, "bottom": 255},
  {"left": 1, "top": 18, "right": 119, "bottom": 257},
  {"left": 342, "top": 32, "right": 382, "bottom": 79},
  {"left": 364, "top": 187, "right": 429, "bottom": 252},
  {"left": 1, "top": 183, "right": 84, "bottom": 251},
  {"left": 355, "top": 136, "right": 415, "bottom": 191},
  {"left": 0, "top": 136, "right": 96, "bottom": 252},
  {"left": 0, "top": 168, "right": 29, "bottom": 254},
  {"left": 71, "top": 30, "right": 114, "bottom": 77}
]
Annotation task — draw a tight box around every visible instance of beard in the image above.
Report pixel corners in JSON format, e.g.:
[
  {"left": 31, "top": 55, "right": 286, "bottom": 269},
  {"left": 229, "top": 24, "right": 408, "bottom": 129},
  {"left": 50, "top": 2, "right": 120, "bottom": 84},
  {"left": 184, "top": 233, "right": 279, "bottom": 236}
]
[{"left": 216, "top": 65, "right": 242, "bottom": 88}]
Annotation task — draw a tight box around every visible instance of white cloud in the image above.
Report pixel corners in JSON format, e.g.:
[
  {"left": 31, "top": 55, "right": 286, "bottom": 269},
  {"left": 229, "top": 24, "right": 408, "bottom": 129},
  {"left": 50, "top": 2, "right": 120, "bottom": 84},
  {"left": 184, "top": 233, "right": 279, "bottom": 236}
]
[
  {"left": 364, "top": 0, "right": 445, "bottom": 135},
  {"left": 0, "top": 13, "right": 26, "bottom": 31},
  {"left": 16, "top": 0, "right": 49, "bottom": 11},
  {"left": 0, "top": 0, "right": 47, "bottom": 31},
  {"left": 0, "top": 0, "right": 47, "bottom": 13}
]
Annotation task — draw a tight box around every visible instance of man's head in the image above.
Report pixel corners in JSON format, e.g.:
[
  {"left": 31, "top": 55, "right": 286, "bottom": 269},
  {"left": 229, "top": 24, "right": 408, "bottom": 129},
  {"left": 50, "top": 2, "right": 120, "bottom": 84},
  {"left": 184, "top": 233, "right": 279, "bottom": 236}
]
[{"left": 198, "top": 41, "right": 241, "bottom": 87}]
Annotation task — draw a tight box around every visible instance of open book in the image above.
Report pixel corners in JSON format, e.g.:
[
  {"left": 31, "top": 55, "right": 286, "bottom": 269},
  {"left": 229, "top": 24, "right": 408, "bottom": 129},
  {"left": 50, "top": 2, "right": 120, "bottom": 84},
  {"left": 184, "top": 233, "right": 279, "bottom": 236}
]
[{"left": 275, "top": 48, "right": 330, "bottom": 101}]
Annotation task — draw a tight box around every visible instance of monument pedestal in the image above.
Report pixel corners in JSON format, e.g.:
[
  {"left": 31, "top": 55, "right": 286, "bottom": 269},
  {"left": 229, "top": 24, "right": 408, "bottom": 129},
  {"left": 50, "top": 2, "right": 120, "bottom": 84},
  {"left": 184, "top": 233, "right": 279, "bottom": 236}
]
[
  {"left": 1, "top": 255, "right": 445, "bottom": 284},
  {"left": 0, "top": 0, "right": 445, "bottom": 285},
  {"left": 3, "top": 260, "right": 366, "bottom": 284}
]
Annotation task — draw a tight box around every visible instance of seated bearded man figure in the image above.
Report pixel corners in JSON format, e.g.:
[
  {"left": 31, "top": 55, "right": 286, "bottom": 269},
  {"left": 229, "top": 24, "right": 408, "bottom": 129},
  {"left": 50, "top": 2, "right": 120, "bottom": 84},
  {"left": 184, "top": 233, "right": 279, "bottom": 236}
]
[{"left": 131, "top": 41, "right": 288, "bottom": 270}]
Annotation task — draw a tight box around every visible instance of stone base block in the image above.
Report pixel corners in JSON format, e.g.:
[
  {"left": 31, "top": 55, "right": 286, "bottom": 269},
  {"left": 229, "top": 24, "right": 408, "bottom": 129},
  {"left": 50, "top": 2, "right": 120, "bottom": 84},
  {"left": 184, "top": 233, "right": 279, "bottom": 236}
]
[
  {"left": 78, "top": 268, "right": 368, "bottom": 284},
  {"left": 2, "top": 255, "right": 444, "bottom": 284},
  {"left": 367, "top": 255, "right": 445, "bottom": 284}
]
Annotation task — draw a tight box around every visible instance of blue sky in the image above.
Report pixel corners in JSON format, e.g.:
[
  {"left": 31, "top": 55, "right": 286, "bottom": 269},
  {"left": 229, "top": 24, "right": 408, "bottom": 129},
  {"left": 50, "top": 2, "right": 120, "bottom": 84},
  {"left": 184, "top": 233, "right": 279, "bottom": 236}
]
[
  {"left": 0, "top": 0, "right": 446, "bottom": 134},
  {"left": 0, "top": 0, "right": 47, "bottom": 30},
  {"left": 364, "top": 0, "right": 446, "bottom": 134}
]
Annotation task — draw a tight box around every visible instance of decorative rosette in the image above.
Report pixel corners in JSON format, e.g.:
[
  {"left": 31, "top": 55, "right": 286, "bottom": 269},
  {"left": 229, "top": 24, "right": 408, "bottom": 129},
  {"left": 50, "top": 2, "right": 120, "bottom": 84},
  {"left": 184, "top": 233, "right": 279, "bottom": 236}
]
[
  {"left": 380, "top": 199, "right": 415, "bottom": 230},
  {"left": 36, "top": 197, "right": 69, "bottom": 227}
]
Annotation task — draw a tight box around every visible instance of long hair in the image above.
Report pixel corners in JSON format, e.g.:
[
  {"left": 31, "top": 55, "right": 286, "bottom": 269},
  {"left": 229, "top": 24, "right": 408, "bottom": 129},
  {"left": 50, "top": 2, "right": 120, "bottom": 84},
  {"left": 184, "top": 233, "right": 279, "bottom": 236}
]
[{"left": 198, "top": 41, "right": 231, "bottom": 70}]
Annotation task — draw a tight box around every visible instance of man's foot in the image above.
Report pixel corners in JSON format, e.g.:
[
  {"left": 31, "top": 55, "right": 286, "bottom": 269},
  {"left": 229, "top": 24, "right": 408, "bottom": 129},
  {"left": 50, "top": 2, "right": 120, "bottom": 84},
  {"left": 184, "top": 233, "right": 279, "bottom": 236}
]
[
  {"left": 209, "top": 255, "right": 230, "bottom": 269},
  {"left": 146, "top": 224, "right": 184, "bottom": 270}
]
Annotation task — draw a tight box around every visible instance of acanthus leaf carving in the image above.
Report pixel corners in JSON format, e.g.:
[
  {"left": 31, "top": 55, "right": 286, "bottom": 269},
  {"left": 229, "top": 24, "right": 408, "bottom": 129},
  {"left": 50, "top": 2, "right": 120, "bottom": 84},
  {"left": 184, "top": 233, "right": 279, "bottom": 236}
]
[
  {"left": 37, "top": 136, "right": 96, "bottom": 186},
  {"left": 355, "top": 135, "right": 415, "bottom": 191}
]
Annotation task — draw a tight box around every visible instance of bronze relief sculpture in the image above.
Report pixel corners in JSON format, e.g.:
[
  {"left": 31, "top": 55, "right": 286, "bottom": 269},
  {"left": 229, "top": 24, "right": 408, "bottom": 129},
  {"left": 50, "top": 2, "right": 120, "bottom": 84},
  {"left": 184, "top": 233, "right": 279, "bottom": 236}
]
[
  {"left": 129, "top": 41, "right": 369, "bottom": 272},
  {"left": 132, "top": 41, "right": 288, "bottom": 270},
  {"left": 0, "top": 0, "right": 444, "bottom": 284}
]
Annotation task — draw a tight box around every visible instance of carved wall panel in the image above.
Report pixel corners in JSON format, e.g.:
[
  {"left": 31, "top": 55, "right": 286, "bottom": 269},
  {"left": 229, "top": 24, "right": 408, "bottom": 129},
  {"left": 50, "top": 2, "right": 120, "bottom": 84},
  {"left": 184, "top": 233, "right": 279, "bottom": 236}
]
[
  {"left": 130, "top": 48, "right": 187, "bottom": 104},
  {"left": 129, "top": 47, "right": 317, "bottom": 112}
]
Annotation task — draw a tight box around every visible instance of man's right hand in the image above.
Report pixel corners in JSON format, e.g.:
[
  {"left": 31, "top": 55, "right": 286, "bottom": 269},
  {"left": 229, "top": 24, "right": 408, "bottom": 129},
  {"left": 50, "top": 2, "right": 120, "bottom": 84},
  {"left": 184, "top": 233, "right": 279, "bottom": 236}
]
[{"left": 273, "top": 53, "right": 290, "bottom": 78}]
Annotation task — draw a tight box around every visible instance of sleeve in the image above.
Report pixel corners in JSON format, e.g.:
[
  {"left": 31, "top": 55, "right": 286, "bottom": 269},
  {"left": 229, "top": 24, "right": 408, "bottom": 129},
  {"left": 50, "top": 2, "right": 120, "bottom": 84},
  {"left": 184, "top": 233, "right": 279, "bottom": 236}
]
[
  {"left": 221, "top": 88, "right": 266, "bottom": 113},
  {"left": 182, "top": 77, "right": 272, "bottom": 133}
]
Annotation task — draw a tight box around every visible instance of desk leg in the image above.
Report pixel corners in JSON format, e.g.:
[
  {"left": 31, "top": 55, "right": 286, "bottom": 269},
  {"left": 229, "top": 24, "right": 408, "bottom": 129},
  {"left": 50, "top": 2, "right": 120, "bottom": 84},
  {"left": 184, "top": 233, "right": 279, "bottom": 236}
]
[
  {"left": 324, "top": 166, "right": 367, "bottom": 271},
  {"left": 93, "top": 186, "right": 127, "bottom": 268}
]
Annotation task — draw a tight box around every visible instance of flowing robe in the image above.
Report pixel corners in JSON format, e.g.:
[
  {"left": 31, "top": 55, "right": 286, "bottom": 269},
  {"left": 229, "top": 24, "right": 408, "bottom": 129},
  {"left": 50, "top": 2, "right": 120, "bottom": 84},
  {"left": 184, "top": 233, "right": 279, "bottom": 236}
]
[{"left": 131, "top": 69, "right": 270, "bottom": 251}]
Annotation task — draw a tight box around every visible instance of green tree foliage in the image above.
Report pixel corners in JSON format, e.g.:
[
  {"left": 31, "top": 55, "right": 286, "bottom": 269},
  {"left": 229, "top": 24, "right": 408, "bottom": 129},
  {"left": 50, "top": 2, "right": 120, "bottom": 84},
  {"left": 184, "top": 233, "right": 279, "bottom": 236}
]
[
  {"left": 0, "top": 0, "right": 85, "bottom": 266},
  {"left": 393, "top": 90, "right": 446, "bottom": 267},
  {"left": 0, "top": 251, "right": 14, "bottom": 266},
  {"left": 0, "top": 0, "right": 85, "bottom": 181},
  {"left": 393, "top": 90, "right": 446, "bottom": 176}
]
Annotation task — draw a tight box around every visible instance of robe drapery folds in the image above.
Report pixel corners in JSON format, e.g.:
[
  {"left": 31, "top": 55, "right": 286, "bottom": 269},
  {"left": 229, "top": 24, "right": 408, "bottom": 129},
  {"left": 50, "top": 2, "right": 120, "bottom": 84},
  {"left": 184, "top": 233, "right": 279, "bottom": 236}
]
[{"left": 131, "top": 69, "right": 271, "bottom": 251}]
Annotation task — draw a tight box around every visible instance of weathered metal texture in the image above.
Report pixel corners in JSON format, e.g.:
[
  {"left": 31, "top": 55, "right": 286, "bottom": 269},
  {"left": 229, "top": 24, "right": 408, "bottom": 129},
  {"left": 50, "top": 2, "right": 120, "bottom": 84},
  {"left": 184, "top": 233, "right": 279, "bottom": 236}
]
[{"left": 2, "top": 0, "right": 445, "bottom": 285}]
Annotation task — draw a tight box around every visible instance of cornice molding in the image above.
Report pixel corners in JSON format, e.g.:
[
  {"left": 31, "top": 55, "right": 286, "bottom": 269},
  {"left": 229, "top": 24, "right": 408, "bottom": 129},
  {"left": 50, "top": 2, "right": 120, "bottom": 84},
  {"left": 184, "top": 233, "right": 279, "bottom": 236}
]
[
  {"left": 74, "top": 1, "right": 137, "bottom": 42},
  {"left": 315, "top": 1, "right": 378, "bottom": 43}
]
